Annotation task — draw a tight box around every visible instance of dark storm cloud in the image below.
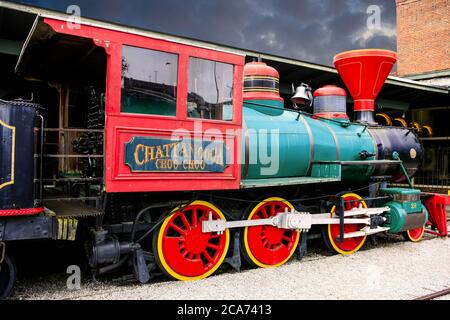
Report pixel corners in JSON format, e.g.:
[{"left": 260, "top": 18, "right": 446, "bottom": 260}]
[{"left": 11, "top": 0, "right": 396, "bottom": 66}]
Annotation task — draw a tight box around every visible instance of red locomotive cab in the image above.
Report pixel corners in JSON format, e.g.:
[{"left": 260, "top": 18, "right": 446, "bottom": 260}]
[
  {"left": 111, "top": 47, "right": 243, "bottom": 192},
  {"left": 39, "top": 19, "right": 244, "bottom": 193}
]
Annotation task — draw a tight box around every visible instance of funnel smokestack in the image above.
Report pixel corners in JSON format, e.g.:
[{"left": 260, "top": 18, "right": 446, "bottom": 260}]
[{"left": 333, "top": 49, "right": 397, "bottom": 123}]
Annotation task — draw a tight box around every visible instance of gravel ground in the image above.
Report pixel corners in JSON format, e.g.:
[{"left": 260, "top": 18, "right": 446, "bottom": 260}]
[{"left": 11, "top": 230, "right": 450, "bottom": 300}]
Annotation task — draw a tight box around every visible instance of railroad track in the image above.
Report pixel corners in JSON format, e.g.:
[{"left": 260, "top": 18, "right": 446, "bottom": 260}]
[
  {"left": 415, "top": 288, "right": 450, "bottom": 300},
  {"left": 12, "top": 233, "right": 446, "bottom": 300}
]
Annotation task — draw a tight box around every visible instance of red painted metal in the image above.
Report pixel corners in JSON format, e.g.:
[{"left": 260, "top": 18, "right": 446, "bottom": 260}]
[
  {"left": 246, "top": 200, "right": 298, "bottom": 266},
  {"left": 406, "top": 227, "right": 425, "bottom": 241},
  {"left": 243, "top": 61, "right": 279, "bottom": 77},
  {"left": 312, "top": 85, "right": 349, "bottom": 120},
  {"left": 43, "top": 18, "right": 244, "bottom": 193},
  {"left": 328, "top": 195, "right": 366, "bottom": 252},
  {"left": 159, "top": 203, "right": 228, "bottom": 277},
  {"left": 333, "top": 49, "right": 397, "bottom": 112},
  {"left": 243, "top": 62, "right": 283, "bottom": 102},
  {"left": 313, "top": 85, "right": 346, "bottom": 97},
  {"left": 0, "top": 207, "right": 44, "bottom": 217},
  {"left": 424, "top": 194, "right": 449, "bottom": 237},
  {"left": 312, "top": 112, "right": 349, "bottom": 120}
]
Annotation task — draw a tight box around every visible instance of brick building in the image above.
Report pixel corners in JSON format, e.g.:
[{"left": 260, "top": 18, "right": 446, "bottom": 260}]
[
  {"left": 396, "top": 0, "right": 450, "bottom": 86},
  {"left": 396, "top": 0, "right": 450, "bottom": 193}
]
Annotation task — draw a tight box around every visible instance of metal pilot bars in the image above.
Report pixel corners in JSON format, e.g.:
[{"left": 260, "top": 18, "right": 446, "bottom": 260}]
[{"left": 333, "top": 49, "right": 397, "bottom": 123}]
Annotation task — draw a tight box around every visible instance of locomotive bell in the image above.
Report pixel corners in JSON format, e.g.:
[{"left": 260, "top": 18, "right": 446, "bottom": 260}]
[{"left": 291, "top": 83, "right": 312, "bottom": 109}]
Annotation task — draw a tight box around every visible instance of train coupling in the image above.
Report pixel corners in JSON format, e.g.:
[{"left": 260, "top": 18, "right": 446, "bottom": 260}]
[
  {"left": 88, "top": 231, "right": 150, "bottom": 284},
  {"left": 202, "top": 206, "right": 390, "bottom": 236}
]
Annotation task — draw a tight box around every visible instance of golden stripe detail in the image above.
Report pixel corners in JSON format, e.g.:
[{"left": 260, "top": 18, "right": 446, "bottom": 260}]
[
  {"left": 0, "top": 119, "right": 15, "bottom": 190},
  {"left": 243, "top": 88, "right": 279, "bottom": 92},
  {"left": 244, "top": 76, "right": 279, "bottom": 81},
  {"left": 394, "top": 117, "right": 408, "bottom": 127}
]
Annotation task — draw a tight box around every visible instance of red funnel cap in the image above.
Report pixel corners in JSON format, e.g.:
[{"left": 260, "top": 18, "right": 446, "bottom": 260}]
[{"left": 333, "top": 49, "right": 397, "bottom": 112}]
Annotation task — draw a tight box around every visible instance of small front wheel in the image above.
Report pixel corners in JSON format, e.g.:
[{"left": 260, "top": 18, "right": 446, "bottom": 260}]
[
  {"left": 403, "top": 226, "right": 425, "bottom": 242},
  {"left": 0, "top": 253, "right": 17, "bottom": 300}
]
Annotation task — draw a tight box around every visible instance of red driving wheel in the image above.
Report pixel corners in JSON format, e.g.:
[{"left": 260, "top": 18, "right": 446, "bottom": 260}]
[
  {"left": 241, "top": 197, "right": 300, "bottom": 268},
  {"left": 324, "top": 193, "right": 367, "bottom": 255},
  {"left": 153, "top": 200, "right": 229, "bottom": 281}
]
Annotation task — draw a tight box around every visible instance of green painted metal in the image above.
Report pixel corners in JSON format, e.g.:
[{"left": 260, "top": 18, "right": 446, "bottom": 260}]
[
  {"left": 310, "top": 163, "right": 341, "bottom": 179},
  {"left": 404, "top": 201, "right": 423, "bottom": 214},
  {"left": 316, "top": 118, "right": 375, "bottom": 183},
  {"left": 420, "top": 204, "right": 429, "bottom": 227},
  {"left": 380, "top": 188, "right": 421, "bottom": 195},
  {"left": 385, "top": 201, "right": 407, "bottom": 233},
  {"left": 242, "top": 103, "right": 310, "bottom": 179},
  {"left": 385, "top": 201, "right": 428, "bottom": 233},
  {"left": 381, "top": 188, "right": 428, "bottom": 233},
  {"left": 388, "top": 202, "right": 404, "bottom": 232},
  {"left": 240, "top": 176, "right": 340, "bottom": 188},
  {"left": 241, "top": 101, "right": 376, "bottom": 183},
  {"left": 121, "top": 96, "right": 176, "bottom": 116},
  {"left": 244, "top": 100, "right": 284, "bottom": 116},
  {"left": 304, "top": 116, "right": 337, "bottom": 162}
]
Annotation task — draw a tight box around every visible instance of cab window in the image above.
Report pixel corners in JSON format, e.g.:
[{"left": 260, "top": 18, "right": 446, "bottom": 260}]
[
  {"left": 187, "top": 57, "right": 233, "bottom": 121},
  {"left": 121, "top": 45, "right": 178, "bottom": 116}
]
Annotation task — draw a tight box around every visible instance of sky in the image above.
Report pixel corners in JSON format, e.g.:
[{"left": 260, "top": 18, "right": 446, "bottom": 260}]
[{"left": 11, "top": 0, "right": 397, "bottom": 66}]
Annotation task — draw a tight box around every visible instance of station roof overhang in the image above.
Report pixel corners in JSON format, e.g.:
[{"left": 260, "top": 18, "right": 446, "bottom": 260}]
[
  {"left": 1, "top": 0, "right": 449, "bottom": 110},
  {"left": 249, "top": 53, "right": 450, "bottom": 110}
]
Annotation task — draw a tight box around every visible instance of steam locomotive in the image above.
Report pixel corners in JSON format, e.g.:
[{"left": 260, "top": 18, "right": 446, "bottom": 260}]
[{"left": 0, "top": 17, "right": 431, "bottom": 299}]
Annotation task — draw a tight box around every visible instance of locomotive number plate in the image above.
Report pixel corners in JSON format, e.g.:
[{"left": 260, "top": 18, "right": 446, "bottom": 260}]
[{"left": 124, "top": 136, "right": 230, "bottom": 173}]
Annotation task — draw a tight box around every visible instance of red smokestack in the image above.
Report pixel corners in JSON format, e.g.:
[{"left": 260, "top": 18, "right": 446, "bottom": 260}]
[{"left": 333, "top": 49, "right": 397, "bottom": 123}]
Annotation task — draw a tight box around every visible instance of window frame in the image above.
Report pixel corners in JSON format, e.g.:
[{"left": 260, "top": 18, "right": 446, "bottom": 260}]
[
  {"left": 42, "top": 17, "right": 244, "bottom": 193},
  {"left": 120, "top": 44, "right": 180, "bottom": 117},
  {"left": 186, "top": 56, "right": 235, "bottom": 121},
  {"left": 116, "top": 38, "right": 242, "bottom": 125}
]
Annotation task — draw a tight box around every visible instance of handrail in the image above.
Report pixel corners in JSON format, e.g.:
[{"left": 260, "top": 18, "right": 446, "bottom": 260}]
[{"left": 313, "top": 160, "right": 401, "bottom": 165}]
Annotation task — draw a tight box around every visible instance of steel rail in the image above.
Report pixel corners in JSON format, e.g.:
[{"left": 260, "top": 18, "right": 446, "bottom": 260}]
[{"left": 414, "top": 287, "right": 450, "bottom": 300}]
